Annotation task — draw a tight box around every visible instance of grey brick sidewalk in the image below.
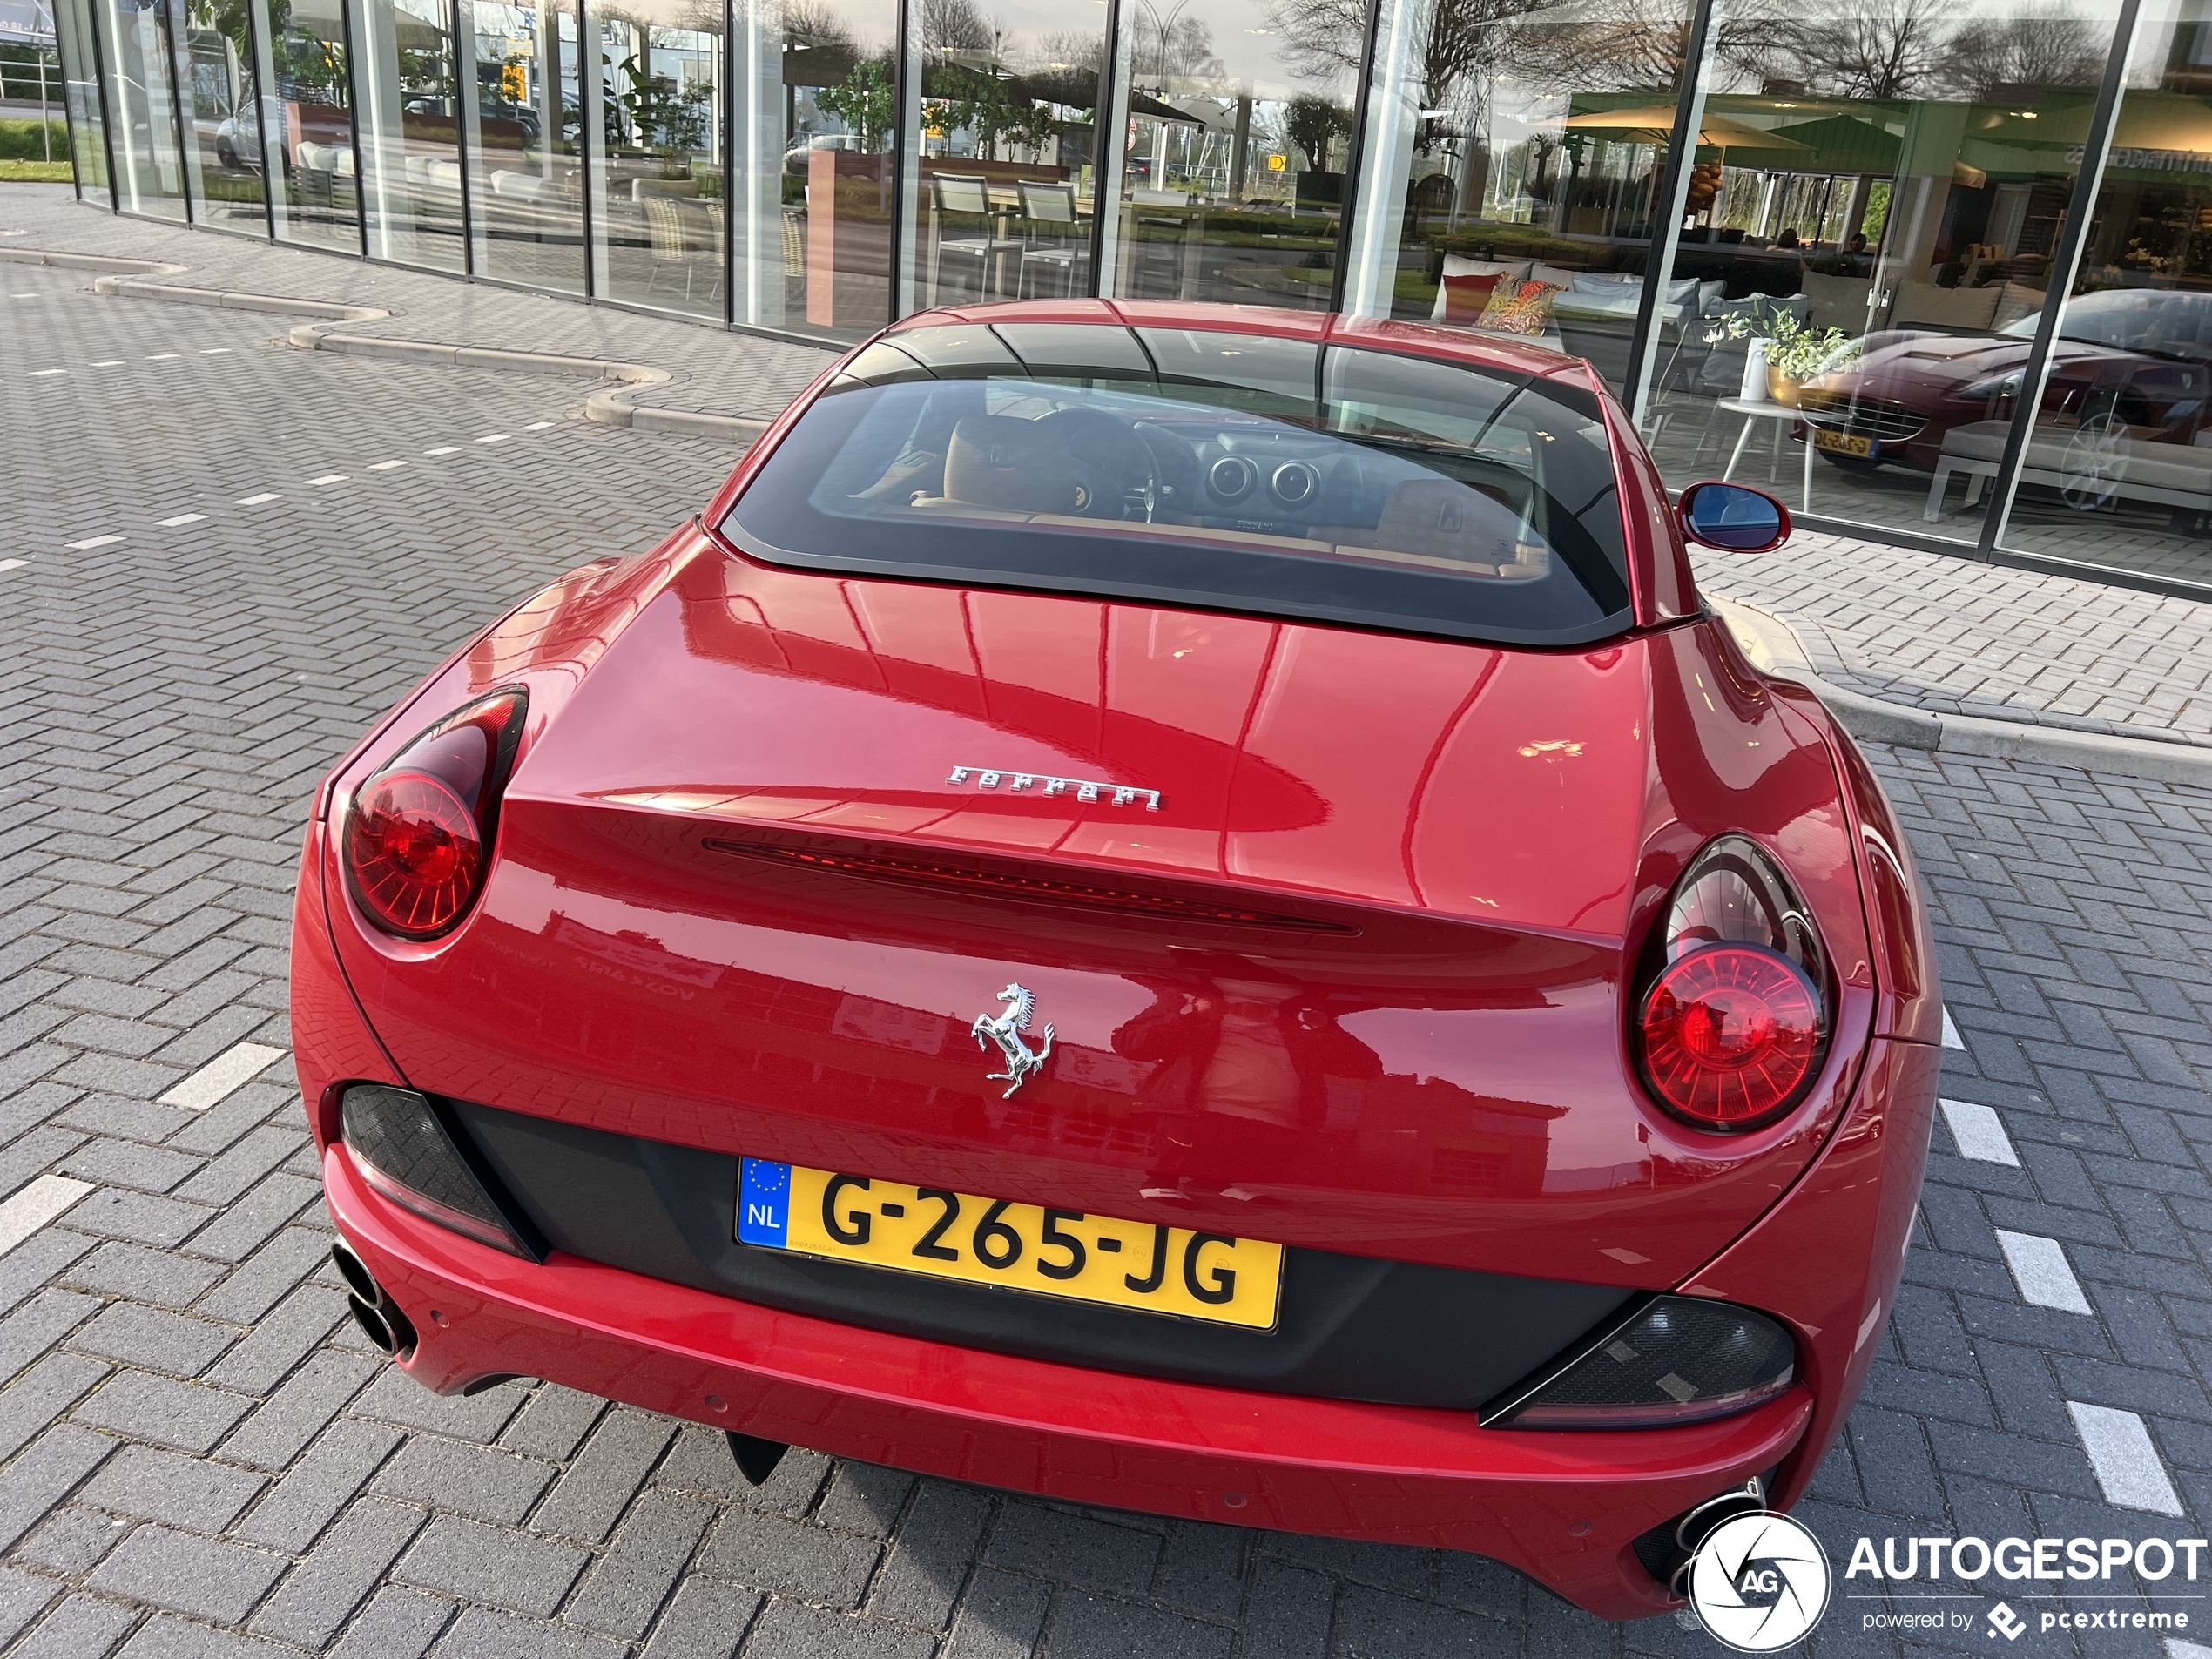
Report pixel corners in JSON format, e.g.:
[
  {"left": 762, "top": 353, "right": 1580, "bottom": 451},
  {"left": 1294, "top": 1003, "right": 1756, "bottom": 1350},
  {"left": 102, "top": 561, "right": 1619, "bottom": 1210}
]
[
  {"left": 3, "top": 232, "right": 2212, "bottom": 1657},
  {"left": 0, "top": 185, "right": 836, "bottom": 425}
]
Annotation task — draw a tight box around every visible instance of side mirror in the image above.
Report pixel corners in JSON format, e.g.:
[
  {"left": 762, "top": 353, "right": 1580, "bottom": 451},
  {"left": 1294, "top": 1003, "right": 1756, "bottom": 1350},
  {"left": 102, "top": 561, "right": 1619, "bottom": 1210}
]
[{"left": 1676, "top": 481, "right": 1791, "bottom": 553}]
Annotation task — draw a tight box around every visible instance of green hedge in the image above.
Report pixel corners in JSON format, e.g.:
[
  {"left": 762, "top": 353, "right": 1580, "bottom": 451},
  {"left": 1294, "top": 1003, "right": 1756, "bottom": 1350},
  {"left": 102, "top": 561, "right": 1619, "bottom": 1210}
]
[{"left": 0, "top": 118, "right": 66, "bottom": 162}]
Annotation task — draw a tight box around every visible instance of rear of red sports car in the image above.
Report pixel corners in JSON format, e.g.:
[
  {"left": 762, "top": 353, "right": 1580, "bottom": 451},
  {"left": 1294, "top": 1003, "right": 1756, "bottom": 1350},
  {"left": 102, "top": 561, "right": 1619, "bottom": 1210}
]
[{"left": 291, "top": 300, "right": 1940, "bottom": 1621}]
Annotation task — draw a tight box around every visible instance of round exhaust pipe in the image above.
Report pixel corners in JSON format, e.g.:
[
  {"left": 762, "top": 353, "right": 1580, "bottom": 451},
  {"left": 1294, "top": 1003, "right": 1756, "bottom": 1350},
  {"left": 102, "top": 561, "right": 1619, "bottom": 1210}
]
[
  {"left": 1666, "top": 1477, "right": 1770, "bottom": 1600},
  {"left": 333, "top": 1244, "right": 419, "bottom": 1358}
]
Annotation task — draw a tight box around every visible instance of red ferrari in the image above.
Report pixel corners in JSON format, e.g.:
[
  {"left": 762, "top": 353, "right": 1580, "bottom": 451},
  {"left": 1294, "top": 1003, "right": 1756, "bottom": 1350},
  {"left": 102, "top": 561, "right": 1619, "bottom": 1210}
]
[{"left": 291, "top": 300, "right": 1940, "bottom": 1620}]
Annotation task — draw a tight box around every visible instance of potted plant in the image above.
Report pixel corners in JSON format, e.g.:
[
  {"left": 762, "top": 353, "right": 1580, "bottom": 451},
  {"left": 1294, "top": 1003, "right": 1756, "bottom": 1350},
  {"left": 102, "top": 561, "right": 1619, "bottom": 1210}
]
[{"left": 1759, "top": 316, "right": 1862, "bottom": 406}]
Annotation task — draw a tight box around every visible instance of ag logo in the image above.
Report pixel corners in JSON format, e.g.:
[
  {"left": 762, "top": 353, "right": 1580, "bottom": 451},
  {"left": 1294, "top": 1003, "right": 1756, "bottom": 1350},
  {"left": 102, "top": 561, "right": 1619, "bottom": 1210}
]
[{"left": 1687, "top": 1513, "right": 1831, "bottom": 1653}]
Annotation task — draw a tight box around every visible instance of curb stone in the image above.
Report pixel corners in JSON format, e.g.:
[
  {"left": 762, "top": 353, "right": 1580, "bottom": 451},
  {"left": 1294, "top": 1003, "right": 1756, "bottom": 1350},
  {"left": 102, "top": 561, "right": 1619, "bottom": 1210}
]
[
  {"left": 4, "top": 246, "right": 765, "bottom": 445},
  {"left": 1710, "top": 594, "right": 2212, "bottom": 788}
]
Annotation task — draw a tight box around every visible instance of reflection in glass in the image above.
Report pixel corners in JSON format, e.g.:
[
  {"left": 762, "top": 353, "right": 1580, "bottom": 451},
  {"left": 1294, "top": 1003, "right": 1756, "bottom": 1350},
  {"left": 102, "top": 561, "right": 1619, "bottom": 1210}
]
[
  {"left": 731, "top": 0, "right": 898, "bottom": 337},
  {"left": 598, "top": 0, "right": 724, "bottom": 315},
  {"left": 1101, "top": 0, "right": 1352, "bottom": 307},
  {"left": 1350, "top": 0, "right": 1696, "bottom": 337},
  {"left": 100, "top": 0, "right": 190, "bottom": 217},
  {"left": 902, "top": 0, "right": 1106, "bottom": 314},
  {"left": 179, "top": 0, "right": 270, "bottom": 231},
  {"left": 55, "top": 0, "right": 112, "bottom": 201},
  {"left": 1995, "top": 0, "right": 2212, "bottom": 590},
  {"left": 462, "top": 0, "right": 587, "bottom": 291},
  {"left": 259, "top": 0, "right": 361, "bottom": 249},
  {"left": 355, "top": 0, "right": 468, "bottom": 268},
  {"left": 1635, "top": 0, "right": 2119, "bottom": 552}
]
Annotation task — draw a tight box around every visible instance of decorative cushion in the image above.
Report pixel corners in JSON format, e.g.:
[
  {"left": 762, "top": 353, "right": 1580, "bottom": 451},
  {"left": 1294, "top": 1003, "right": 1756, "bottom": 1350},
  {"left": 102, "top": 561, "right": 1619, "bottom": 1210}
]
[
  {"left": 1440, "top": 272, "right": 1505, "bottom": 324},
  {"left": 1430, "top": 255, "right": 1534, "bottom": 320},
  {"left": 1801, "top": 270, "right": 1873, "bottom": 333},
  {"left": 1480, "top": 280, "right": 1563, "bottom": 336},
  {"left": 1529, "top": 262, "right": 1583, "bottom": 291},
  {"left": 1892, "top": 280, "right": 2003, "bottom": 333},
  {"left": 1992, "top": 282, "right": 2048, "bottom": 331},
  {"left": 1571, "top": 271, "right": 1641, "bottom": 293}
]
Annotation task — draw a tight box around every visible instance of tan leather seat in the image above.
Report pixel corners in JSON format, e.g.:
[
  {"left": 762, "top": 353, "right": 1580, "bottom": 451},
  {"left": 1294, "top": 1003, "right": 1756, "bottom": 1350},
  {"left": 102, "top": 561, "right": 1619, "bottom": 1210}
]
[
  {"left": 1369, "top": 477, "right": 1548, "bottom": 579},
  {"left": 942, "top": 416, "right": 1087, "bottom": 515}
]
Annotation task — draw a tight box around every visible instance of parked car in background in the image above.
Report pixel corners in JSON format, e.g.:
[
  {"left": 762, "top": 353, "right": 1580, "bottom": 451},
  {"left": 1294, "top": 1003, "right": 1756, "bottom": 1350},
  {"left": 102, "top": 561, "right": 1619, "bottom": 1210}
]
[{"left": 1798, "top": 287, "right": 2212, "bottom": 481}]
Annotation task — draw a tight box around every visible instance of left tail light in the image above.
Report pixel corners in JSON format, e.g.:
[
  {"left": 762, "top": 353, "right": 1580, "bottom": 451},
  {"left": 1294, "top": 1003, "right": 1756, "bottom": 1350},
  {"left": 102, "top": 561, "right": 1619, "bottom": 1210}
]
[
  {"left": 342, "top": 688, "right": 526, "bottom": 941},
  {"left": 1633, "top": 835, "right": 1831, "bottom": 1132},
  {"left": 341, "top": 1085, "right": 538, "bottom": 1258}
]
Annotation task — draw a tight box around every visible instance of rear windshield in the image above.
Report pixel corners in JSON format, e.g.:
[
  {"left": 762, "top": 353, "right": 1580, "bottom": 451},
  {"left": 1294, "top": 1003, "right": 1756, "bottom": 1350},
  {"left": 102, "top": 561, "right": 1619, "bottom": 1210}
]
[{"left": 719, "top": 321, "right": 1634, "bottom": 644}]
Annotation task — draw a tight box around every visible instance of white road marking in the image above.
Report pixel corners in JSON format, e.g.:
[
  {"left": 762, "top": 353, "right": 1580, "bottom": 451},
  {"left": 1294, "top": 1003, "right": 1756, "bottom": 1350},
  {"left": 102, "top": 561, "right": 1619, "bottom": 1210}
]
[
  {"left": 476, "top": 434, "right": 510, "bottom": 444},
  {"left": 156, "top": 513, "right": 208, "bottom": 528},
  {"left": 30, "top": 368, "right": 66, "bottom": 377},
  {"left": 2165, "top": 1638, "right": 2212, "bottom": 1659},
  {"left": 523, "top": 421, "right": 554, "bottom": 430},
  {"left": 200, "top": 347, "right": 232, "bottom": 354},
  {"left": 368, "top": 461, "right": 408, "bottom": 471},
  {"left": 236, "top": 492, "right": 281, "bottom": 505},
  {"left": 424, "top": 445, "right": 461, "bottom": 455},
  {"left": 0, "top": 1175, "right": 94, "bottom": 1258},
  {"left": 146, "top": 353, "right": 180, "bottom": 361},
  {"left": 9, "top": 291, "right": 35, "bottom": 298},
  {"left": 0, "top": 559, "right": 25, "bottom": 574},
  {"left": 158, "top": 1042, "right": 287, "bottom": 1110},
  {"left": 1940, "top": 1098, "right": 2019, "bottom": 1166},
  {"left": 2069, "top": 1401, "right": 2184, "bottom": 1516},
  {"left": 1941, "top": 1008, "right": 1965, "bottom": 1049},
  {"left": 65, "top": 535, "right": 122, "bottom": 550},
  {"left": 89, "top": 360, "right": 123, "bottom": 367},
  {"left": 306, "top": 474, "right": 349, "bottom": 486},
  {"left": 1995, "top": 1231, "right": 2092, "bottom": 1313}
]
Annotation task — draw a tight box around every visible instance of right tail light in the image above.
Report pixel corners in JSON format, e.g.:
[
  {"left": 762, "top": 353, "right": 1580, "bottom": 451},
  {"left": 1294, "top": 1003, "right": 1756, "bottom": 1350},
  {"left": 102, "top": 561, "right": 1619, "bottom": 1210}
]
[{"left": 1634, "top": 835, "right": 1831, "bottom": 1132}]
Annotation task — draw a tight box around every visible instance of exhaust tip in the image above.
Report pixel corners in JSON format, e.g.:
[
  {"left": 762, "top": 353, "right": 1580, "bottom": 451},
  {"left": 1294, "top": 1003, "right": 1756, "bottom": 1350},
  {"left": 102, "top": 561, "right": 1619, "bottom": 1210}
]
[
  {"left": 349, "top": 1293, "right": 398, "bottom": 1354},
  {"left": 334, "top": 1244, "right": 418, "bottom": 1358},
  {"left": 331, "top": 1242, "right": 378, "bottom": 1305}
]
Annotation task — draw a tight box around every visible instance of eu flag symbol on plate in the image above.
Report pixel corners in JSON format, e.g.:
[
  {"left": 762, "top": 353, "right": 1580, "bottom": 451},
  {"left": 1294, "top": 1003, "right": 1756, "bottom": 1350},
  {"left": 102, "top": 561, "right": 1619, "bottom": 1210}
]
[{"left": 738, "top": 1158, "right": 792, "bottom": 1247}]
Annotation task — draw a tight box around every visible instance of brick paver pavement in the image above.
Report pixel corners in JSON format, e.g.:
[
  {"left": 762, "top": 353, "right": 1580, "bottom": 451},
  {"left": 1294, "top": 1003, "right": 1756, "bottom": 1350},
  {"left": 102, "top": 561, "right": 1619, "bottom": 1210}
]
[{"left": 3, "top": 227, "right": 2212, "bottom": 1657}]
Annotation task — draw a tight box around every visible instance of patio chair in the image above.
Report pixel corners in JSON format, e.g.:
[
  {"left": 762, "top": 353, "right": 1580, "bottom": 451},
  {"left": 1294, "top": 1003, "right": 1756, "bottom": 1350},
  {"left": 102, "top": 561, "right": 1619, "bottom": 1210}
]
[
  {"left": 1016, "top": 180, "right": 1087, "bottom": 299},
  {"left": 929, "top": 173, "right": 1020, "bottom": 304}
]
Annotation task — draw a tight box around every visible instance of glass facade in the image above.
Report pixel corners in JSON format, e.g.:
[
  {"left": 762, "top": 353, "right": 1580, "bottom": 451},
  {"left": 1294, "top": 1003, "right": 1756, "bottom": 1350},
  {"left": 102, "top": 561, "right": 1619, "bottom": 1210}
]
[{"left": 64, "top": 0, "right": 2212, "bottom": 598}]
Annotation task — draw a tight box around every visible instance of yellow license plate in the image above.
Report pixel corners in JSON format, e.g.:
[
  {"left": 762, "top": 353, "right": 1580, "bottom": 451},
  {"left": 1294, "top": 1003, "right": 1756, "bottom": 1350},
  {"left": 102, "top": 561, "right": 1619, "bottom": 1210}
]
[
  {"left": 1814, "top": 428, "right": 1875, "bottom": 456},
  {"left": 737, "top": 1158, "right": 1284, "bottom": 1330}
]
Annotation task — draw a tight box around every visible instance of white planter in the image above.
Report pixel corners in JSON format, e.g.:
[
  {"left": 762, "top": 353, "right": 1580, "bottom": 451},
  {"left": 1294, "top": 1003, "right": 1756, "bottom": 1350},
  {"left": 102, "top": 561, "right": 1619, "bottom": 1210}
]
[{"left": 1739, "top": 338, "right": 1770, "bottom": 402}]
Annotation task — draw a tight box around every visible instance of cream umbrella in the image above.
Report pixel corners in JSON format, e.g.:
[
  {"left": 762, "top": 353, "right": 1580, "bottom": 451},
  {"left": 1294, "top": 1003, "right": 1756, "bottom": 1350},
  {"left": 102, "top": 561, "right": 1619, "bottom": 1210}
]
[{"left": 1561, "top": 105, "right": 1811, "bottom": 151}]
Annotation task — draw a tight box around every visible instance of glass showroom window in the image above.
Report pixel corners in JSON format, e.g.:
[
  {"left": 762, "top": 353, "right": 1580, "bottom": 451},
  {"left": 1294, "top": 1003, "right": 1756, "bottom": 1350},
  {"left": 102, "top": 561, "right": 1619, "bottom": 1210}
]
[
  {"left": 354, "top": 0, "right": 469, "bottom": 269},
  {"left": 462, "top": 0, "right": 588, "bottom": 291},
  {"left": 900, "top": 0, "right": 1109, "bottom": 316},
  {"left": 1101, "top": 0, "right": 1354, "bottom": 308},
  {"left": 177, "top": 0, "right": 271, "bottom": 233},
  {"left": 731, "top": 0, "right": 897, "bottom": 338},
  {"left": 98, "top": 0, "right": 190, "bottom": 218},
  {"left": 597, "top": 0, "right": 725, "bottom": 317},
  {"left": 1991, "top": 0, "right": 2212, "bottom": 595},
  {"left": 54, "top": 0, "right": 111, "bottom": 201},
  {"left": 1345, "top": 0, "right": 1696, "bottom": 346},
  {"left": 256, "top": 0, "right": 363, "bottom": 250},
  {"left": 1634, "top": 0, "right": 2121, "bottom": 547}
]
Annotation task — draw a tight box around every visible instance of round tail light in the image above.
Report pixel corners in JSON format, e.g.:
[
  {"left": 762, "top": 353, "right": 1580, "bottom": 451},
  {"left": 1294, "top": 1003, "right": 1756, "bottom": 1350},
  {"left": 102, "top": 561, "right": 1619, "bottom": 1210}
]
[
  {"left": 1637, "top": 944, "right": 1821, "bottom": 1130},
  {"left": 344, "top": 771, "right": 484, "bottom": 939}
]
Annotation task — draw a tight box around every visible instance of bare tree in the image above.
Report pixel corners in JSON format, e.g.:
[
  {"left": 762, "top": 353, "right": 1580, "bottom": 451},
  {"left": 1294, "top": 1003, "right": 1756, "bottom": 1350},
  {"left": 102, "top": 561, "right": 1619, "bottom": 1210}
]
[
  {"left": 1942, "top": 6, "right": 2107, "bottom": 97},
  {"left": 923, "top": 0, "right": 1000, "bottom": 55}
]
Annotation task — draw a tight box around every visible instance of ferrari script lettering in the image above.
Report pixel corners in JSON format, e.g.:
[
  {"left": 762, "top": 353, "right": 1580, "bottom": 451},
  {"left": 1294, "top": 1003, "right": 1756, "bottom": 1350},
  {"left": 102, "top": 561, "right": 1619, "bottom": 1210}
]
[{"left": 946, "top": 766, "right": 1162, "bottom": 811}]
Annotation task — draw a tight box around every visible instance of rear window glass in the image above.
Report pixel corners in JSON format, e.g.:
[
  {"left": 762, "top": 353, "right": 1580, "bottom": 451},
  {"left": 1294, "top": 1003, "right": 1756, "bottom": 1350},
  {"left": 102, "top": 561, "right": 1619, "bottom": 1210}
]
[{"left": 719, "top": 322, "right": 1633, "bottom": 644}]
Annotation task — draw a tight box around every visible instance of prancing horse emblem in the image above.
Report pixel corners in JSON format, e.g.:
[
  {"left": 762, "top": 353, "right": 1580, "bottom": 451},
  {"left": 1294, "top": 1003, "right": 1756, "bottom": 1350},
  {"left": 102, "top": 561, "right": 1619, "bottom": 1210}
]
[{"left": 972, "top": 984, "right": 1054, "bottom": 1098}]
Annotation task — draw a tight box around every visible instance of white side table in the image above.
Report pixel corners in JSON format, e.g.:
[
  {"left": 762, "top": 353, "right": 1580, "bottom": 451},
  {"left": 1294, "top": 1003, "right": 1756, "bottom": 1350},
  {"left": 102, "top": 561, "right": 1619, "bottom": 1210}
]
[{"left": 1716, "top": 397, "right": 1814, "bottom": 513}]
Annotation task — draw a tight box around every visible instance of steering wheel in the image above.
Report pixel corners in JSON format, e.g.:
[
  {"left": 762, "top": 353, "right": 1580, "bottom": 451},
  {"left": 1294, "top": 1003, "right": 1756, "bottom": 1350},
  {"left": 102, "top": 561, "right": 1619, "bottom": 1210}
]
[{"left": 1036, "top": 408, "right": 1159, "bottom": 521}]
